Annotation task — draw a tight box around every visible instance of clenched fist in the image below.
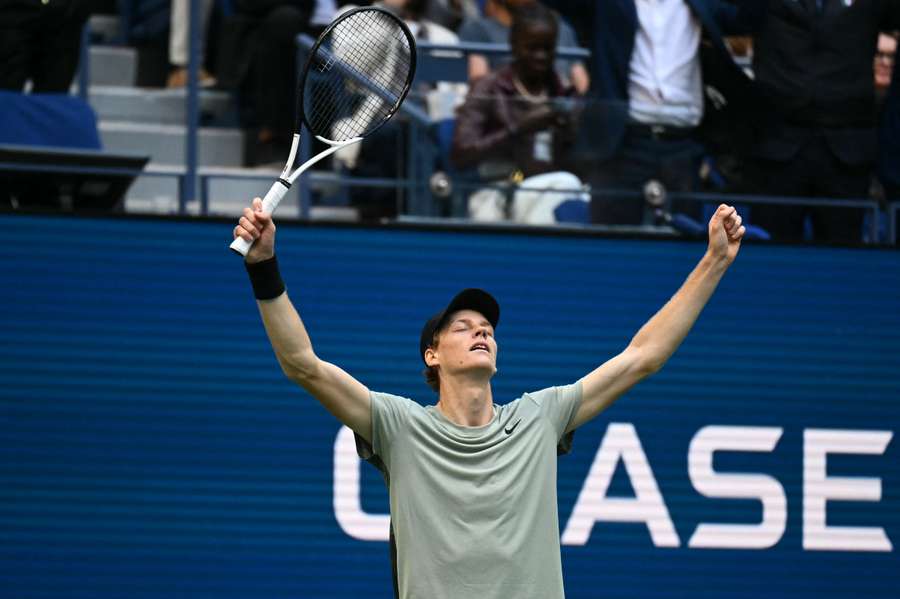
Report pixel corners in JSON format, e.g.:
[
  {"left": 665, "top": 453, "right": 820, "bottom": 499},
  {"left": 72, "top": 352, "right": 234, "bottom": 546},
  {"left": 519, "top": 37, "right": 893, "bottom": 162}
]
[
  {"left": 707, "top": 204, "right": 745, "bottom": 265},
  {"left": 234, "top": 197, "right": 276, "bottom": 263}
]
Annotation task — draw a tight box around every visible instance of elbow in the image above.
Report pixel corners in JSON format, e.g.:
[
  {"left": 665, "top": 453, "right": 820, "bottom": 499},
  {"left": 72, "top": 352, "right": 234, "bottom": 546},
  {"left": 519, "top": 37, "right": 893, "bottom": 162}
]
[
  {"left": 640, "top": 358, "right": 665, "bottom": 377},
  {"left": 279, "top": 350, "right": 320, "bottom": 383},
  {"left": 630, "top": 345, "right": 666, "bottom": 378}
]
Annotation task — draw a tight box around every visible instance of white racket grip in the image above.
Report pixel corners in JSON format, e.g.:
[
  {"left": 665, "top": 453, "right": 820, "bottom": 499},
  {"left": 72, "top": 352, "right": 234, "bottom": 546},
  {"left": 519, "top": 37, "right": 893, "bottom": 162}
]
[{"left": 229, "top": 180, "right": 290, "bottom": 256}]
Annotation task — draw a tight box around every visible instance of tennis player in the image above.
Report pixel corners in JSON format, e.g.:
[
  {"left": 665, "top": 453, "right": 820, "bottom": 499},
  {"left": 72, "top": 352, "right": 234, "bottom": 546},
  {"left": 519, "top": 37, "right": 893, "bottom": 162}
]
[{"left": 234, "top": 198, "right": 745, "bottom": 599}]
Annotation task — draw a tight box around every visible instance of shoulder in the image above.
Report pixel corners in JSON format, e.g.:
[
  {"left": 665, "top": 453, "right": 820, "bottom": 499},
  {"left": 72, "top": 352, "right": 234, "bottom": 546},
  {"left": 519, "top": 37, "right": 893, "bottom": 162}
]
[
  {"left": 465, "top": 66, "right": 513, "bottom": 98},
  {"left": 423, "top": 20, "right": 459, "bottom": 44},
  {"left": 370, "top": 390, "right": 421, "bottom": 412},
  {"left": 522, "top": 383, "right": 584, "bottom": 408},
  {"left": 522, "top": 385, "right": 562, "bottom": 404},
  {"left": 458, "top": 16, "right": 491, "bottom": 41}
]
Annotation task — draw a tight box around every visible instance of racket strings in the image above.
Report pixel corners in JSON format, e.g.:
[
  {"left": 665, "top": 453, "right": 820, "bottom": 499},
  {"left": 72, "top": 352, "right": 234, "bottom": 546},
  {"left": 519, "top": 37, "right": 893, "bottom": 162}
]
[
  {"left": 322, "top": 18, "right": 409, "bottom": 132},
  {"left": 303, "top": 10, "right": 413, "bottom": 142}
]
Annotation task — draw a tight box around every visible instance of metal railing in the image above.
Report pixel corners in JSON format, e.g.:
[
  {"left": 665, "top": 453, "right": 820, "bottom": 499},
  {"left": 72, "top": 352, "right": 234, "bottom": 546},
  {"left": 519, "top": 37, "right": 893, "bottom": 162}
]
[{"left": 890, "top": 201, "right": 900, "bottom": 243}]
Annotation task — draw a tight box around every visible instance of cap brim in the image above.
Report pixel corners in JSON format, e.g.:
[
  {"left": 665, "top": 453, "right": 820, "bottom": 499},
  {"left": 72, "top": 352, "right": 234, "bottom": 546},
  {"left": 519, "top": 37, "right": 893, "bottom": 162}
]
[{"left": 441, "top": 288, "right": 500, "bottom": 330}]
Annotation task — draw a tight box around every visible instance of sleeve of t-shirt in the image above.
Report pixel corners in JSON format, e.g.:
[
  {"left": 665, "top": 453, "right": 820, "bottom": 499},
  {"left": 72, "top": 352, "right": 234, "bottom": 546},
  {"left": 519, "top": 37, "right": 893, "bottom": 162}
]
[
  {"left": 354, "top": 391, "right": 413, "bottom": 469},
  {"left": 528, "top": 382, "right": 584, "bottom": 454}
]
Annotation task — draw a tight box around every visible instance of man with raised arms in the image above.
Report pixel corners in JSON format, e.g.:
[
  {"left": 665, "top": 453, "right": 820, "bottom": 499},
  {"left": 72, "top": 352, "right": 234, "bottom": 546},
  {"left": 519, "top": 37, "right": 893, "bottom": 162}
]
[{"left": 233, "top": 199, "right": 745, "bottom": 598}]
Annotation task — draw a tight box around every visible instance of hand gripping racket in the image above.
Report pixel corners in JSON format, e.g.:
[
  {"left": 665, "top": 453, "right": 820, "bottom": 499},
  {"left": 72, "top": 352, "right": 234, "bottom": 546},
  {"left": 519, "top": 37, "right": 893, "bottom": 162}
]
[{"left": 230, "top": 6, "right": 417, "bottom": 256}]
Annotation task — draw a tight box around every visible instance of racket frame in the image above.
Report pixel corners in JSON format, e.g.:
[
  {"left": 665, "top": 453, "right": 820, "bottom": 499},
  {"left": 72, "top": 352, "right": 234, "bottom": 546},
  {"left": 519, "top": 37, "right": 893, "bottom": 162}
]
[{"left": 229, "top": 6, "right": 417, "bottom": 257}]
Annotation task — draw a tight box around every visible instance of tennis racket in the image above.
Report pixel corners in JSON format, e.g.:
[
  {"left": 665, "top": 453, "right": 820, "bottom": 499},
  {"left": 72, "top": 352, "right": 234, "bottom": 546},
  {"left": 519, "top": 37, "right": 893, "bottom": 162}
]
[{"left": 230, "top": 6, "right": 417, "bottom": 256}]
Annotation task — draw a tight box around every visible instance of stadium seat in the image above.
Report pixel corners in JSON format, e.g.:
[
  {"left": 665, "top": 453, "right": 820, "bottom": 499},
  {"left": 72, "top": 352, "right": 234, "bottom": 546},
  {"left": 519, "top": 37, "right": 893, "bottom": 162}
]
[{"left": 0, "top": 91, "right": 102, "bottom": 150}]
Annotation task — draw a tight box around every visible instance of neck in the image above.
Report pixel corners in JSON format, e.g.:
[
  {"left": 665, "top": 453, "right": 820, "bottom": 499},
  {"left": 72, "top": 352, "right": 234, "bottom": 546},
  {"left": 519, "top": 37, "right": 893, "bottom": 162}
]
[
  {"left": 513, "top": 68, "right": 550, "bottom": 97},
  {"left": 436, "top": 377, "right": 494, "bottom": 427}
]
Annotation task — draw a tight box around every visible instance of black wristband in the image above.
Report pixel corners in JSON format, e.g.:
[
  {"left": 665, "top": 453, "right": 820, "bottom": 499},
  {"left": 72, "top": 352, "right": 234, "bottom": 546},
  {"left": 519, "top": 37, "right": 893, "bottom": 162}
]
[{"left": 245, "top": 255, "right": 286, "bottom": 300}]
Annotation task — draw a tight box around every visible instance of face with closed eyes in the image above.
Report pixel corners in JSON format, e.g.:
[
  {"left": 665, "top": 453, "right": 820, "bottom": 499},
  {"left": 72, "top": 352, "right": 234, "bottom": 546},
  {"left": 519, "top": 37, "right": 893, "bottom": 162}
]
[{"left": 424, "top": 309, "right": 498, "bottom": 380}]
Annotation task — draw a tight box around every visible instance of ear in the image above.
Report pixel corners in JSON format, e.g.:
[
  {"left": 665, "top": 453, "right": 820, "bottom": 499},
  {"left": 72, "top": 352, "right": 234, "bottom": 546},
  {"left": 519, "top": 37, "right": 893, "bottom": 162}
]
[{"left": 424, "top": 346, "right": 439, "bottom": 368}]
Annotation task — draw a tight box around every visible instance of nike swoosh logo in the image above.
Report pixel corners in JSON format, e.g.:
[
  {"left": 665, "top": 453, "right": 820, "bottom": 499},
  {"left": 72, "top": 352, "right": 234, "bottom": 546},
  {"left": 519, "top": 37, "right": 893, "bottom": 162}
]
[{"left": 505, "top": 419, "right": 522, "bottom": 435}]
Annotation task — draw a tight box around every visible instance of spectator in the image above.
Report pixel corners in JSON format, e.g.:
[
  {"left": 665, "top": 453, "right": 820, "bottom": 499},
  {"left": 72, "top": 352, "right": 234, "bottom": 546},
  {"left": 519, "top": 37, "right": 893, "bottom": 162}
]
[
  {"left": 232, "top": 0, "right": 337, "bottom": 166},
  {"left": 424, "top": 0, "right": 481, "bottom": 31},
  {"left": 166, "top": 0, "right": 216, "bottom": 88},
  {"left": 743, "top": 2, "right": 900, "bottom": 243},
  {"left": 583, "top": 0, "right": 760, "bottom": 226},
  {"left": 338, "top": 0, "right": 466, "bottom": 130},
  {"left": 0, "top": 0, "right": 92, "bottom": 93},
  {"left": 876, "top": 32, "right": 897, "bottom": 102},
  {"left": 458, "top": 0, "right": 590, "bottom": 95},
  {"left": 401, "top": 0, "right": 467, "bottom": 122},
  {"left": 451, "top": 3, "right": 587, "bottom": 224},
  {"left": 877, "top": 32, "right": 899, "bottom": 212},
  {"left": 341, "top": 0, "right": 467, "bottom": 220}
]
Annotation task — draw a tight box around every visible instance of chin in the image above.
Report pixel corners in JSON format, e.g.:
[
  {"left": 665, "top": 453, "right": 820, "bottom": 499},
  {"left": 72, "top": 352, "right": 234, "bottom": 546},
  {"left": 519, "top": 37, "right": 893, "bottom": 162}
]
[
  {"left": 462, "top": 360, "right": 496, "bottom": 378},
  {"left": 474, "top": 355, "right": 496, "bottom": 367}
]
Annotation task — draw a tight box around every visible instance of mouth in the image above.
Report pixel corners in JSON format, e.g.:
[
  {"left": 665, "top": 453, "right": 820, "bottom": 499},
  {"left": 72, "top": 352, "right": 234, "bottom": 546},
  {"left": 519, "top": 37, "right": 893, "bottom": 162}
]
[{"left": 469, "top": 343, "right": 490, "bottom": 353}]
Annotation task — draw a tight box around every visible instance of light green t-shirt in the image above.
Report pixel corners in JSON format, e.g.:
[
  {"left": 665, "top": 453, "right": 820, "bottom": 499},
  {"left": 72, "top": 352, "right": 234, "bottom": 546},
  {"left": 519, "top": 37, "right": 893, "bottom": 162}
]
[{"left": 355, "top": 383, "right": 583, "bottom": 599}]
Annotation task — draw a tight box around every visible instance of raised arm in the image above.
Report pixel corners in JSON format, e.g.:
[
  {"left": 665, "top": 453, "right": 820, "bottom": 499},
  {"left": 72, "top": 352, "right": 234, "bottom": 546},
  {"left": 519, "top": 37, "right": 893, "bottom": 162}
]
[
  {"left": 566, "top": 204, "right": 746, "bottom": 432},
  {"left": 235, "top": 198, "right": 372, "bottom": 442}
]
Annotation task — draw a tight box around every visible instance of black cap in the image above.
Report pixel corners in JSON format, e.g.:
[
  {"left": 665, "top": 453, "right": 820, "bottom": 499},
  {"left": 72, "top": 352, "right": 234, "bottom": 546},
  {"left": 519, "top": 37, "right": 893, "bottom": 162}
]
[{"left": 419, "top": 288, "right": 500, "bottom": 364}]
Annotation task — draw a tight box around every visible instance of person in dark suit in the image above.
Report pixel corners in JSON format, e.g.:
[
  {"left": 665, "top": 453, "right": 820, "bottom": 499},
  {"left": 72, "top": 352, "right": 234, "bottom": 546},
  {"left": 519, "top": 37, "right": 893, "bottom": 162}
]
[
  {"left": 219, "top": 0, "right": 335, "bottom": 166},
  {"left": 0, "top": 0, "right": 92, "bottom": 93},
  {"left": 575, "top": 0, "right": 763, "bottom": 226},
  {"left": 876, "top": 32, "right": 899, "bottom": 216},
  {"left": 744, "top": 0, "right": 900, "bottom": 244}
]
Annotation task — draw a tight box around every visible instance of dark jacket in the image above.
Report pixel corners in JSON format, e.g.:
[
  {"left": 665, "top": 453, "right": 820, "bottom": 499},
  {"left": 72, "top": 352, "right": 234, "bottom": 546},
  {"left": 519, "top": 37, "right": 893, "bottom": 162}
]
[
  {"left": 878, "top": 69, "right": 900, "bottom": 189},
  {"left": 578, "top": 0, "right": 763, "bottom": 162},
  {"left": 451, "top": 65, "right": 577, "bottom": 180},
  {"left": 750, "top": 0, "right": 900, "bottom": 165}
]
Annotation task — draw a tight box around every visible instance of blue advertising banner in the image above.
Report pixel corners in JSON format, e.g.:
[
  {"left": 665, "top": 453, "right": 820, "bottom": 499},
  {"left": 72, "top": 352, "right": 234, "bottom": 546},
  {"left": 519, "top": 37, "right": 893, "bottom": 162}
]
[{"left": 1, "top": 214, "right": 898, "bottom": 598}]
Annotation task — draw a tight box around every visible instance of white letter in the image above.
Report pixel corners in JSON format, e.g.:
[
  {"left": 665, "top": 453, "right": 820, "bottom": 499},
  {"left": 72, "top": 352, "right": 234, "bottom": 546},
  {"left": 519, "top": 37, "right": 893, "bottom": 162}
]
[
  {"left": 687, "top": 426, "right": 786, "bottom": 549},
  {"left": 333, "top": 426, "right": 390, "bottom": 541},
  {"left": 562, "top": 423, "right": 679, "bottom": 547},
  {"left": 803, "top": 429, "right": 893, "bottom": 552}
]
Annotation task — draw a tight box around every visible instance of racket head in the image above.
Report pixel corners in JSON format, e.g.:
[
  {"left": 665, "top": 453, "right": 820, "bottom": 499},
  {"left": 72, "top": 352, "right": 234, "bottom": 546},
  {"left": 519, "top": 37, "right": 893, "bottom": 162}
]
[{"left": 298, "top": 7, "right": 417, "bottom": 143}]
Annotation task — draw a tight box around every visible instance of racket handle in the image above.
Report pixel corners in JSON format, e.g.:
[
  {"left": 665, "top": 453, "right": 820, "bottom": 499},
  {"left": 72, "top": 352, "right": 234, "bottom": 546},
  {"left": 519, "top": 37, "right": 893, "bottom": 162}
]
[{"left": 229, "top": 180, "right": 290, "bottom": 257}]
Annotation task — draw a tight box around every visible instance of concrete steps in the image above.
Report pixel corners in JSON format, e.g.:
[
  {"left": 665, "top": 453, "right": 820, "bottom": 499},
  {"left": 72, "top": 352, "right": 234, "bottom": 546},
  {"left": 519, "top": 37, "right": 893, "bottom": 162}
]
[
  {"left": 89, "top": 46, "right": 137, "bottom": 87},
  {"left": 88, "top": 14, "right": 123, "bottom": 44},
  {"left": 88, "top": 39, "right": 245, "bottom": 174},
  {"left": 89, "top": 85, "right": 234, "bottom": 125},
  {"left": 125, "top": 173, "right": 300, "bottom": 216},
  {"left": 83, "top": 24, "right": 355, "bottom": 218},
  {"left": 123, "top": 167, "right": 358, "bottom": 220},
  {"left": 99, "top": 121, "right": 243, "bottom": 167}
]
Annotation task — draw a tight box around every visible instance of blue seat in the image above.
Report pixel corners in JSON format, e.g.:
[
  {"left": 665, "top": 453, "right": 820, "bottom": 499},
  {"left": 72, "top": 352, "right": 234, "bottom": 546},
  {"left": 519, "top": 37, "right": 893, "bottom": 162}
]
[{"left": 0, "top": 91, "right": 102, "bottom": 150}]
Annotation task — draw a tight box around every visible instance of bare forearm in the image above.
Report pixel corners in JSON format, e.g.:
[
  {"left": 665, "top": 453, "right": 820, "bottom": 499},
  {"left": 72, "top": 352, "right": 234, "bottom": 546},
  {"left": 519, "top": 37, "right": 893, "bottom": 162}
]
[
  {"left": 257, "top": 293, "right": 319, "bottom": 379},
  {"left": 631, "top": 251, "right": 730, "bottom": 371}
]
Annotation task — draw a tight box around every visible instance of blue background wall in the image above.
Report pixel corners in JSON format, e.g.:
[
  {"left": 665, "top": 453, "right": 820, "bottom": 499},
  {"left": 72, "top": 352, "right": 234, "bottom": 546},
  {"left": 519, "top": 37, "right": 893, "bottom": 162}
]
[{"left": 1, "top": 214, "right": 898, "bottom": 598}]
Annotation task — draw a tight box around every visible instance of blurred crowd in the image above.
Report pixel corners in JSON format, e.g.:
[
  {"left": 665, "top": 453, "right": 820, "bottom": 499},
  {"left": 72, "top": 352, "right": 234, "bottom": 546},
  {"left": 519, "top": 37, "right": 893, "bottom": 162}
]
[{"left": 0, "top": 0, "right": 897, "bottom": 243}]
